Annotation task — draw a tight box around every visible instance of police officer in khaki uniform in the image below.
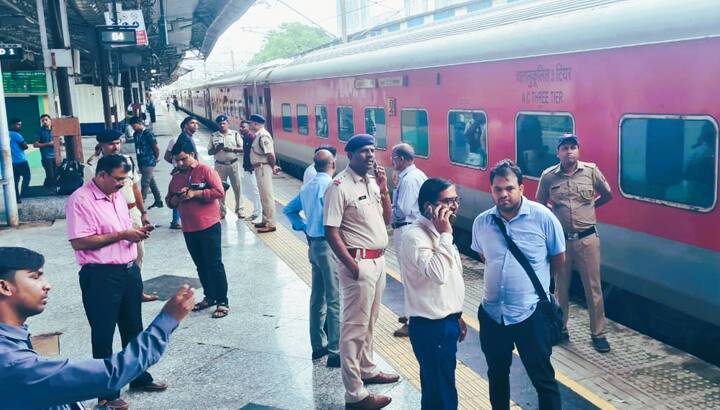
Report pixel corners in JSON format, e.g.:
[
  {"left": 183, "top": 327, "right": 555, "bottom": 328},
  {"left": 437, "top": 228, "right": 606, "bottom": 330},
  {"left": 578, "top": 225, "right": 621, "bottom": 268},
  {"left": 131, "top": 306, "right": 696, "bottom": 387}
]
[
  {"left": 208, "top": 115, "right": 245, "bottom": 219},
  {"left": 536, "top": 134, "right": 613, "bottom": 353},
  {"left": 324, "top": 134, "right": 399, "bottom": 410},
  {"left": 84, "top": 130, "right": 159, "bottom": 303},
  {"left": 249, "top": 114, "right": 280, "bottom": 233}
]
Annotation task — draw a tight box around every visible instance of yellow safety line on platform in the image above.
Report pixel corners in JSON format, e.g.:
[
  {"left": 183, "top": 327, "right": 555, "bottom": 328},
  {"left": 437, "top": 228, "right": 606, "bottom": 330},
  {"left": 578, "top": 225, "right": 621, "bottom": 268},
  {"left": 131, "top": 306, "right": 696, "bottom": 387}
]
[{"left": 270, "top": 195, "right": 616, "bottom": 410}]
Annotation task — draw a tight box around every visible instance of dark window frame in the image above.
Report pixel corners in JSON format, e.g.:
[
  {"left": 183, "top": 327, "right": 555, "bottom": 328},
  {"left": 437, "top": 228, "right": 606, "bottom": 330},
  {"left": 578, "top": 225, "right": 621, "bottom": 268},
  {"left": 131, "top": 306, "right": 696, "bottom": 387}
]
[
  {"left": 337, "top": 105, "right": 355, "bottom": 143},
  {"left": 315, "top": 104, "right": 329, "bottom": 138},
  {"left": 618, "top": 114, "right": 718, "bottom": 212},
  {"left": 364, "top": 106, "right": 388, "bottom": 150},
  {"left": 400, "top": 108, "right": 430, "bottom": 158},
  {"left": 447, "top": 109, "right": 489, "bottom": 170},
  {"left": 297, "top": 104, "right": 309, "bottom": 136},
  {"left": 515, "top": 111, "right": 575, "bottom": 180},
  {"left": 281, "top": 103, "right": 292, "bottom": 132}
]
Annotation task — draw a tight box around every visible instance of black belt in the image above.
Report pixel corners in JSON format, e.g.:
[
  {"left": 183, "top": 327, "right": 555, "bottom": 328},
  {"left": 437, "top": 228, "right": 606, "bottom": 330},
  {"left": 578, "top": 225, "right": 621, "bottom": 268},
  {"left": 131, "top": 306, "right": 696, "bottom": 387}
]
[
  {"left": 410, "top": 312, "right": 462, "bottom": 324},
  {"left": 83, "top": 261, "right": 136, "bottom": 270},
  {"left": 215, "top": 158, "right": 238, "bottom": 165},
  {"left": 565, "top": 226, "right": 596, "bottom": 241},
  {"left": 391, "top": 222, "right": 411, "bottom": 229}
]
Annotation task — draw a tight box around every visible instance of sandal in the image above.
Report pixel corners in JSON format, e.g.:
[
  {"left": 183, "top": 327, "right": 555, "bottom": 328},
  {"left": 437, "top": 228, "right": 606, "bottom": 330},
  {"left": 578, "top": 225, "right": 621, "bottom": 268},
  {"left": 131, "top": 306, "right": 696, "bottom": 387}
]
[
  {"left": 212, "top": 303, "right": 230, "bottom": 319},
  {"left": 192, "top": 299, "right": 215, "bottom": 312}
]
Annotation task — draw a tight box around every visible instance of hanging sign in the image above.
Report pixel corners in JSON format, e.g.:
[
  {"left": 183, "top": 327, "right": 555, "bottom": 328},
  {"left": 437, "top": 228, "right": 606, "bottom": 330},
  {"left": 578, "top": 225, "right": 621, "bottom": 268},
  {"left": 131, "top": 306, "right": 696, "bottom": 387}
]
[
  {"left": 0, "top": 44, "right": 22, "bottom": 60},
  {"left": 104, "top": 10, "right": 148, "bottom": 46}
]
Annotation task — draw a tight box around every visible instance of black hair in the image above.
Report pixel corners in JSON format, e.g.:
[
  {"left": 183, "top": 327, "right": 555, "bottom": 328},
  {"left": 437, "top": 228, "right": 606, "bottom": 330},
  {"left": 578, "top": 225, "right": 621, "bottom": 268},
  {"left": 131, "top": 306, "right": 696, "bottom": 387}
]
[
  {"left": 240, "top": 120, "right": 250, "bottom": 126},
  {"left": 96, "top": 154, "right": 131, "bottom": 176},
  {"left": 315, "top": 144, "right": 337, "bottom": 157},
  {"left": 129, "top": 116, "right": 143, "bottom": 125},
  {"left": 171, "top": 140, "right": 196, "bottom": 156},
  {"left": 489, "top": 159, "right": 523, "bottom": 185},
  {"left": 9, "top": 117, "right": 21, "bottom": 126},
  {"left": 0, "top": 247, "right": 45, "bottom": 281},
  {"left": 40, "top": 114, "right": 51, "bottom": 120},
  {"left": 180, "top": 116, "right": 197, "bottom": 129},
  {"left": 417, "top": 178, "right": 454, "bottom": 214}
]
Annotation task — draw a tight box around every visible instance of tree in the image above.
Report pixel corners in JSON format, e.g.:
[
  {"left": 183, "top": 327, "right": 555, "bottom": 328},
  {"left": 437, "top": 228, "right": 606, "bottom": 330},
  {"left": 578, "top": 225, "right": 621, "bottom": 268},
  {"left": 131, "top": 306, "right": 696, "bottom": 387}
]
[{"left": 249, "top": 22, "right": 333, "bottom": 65}]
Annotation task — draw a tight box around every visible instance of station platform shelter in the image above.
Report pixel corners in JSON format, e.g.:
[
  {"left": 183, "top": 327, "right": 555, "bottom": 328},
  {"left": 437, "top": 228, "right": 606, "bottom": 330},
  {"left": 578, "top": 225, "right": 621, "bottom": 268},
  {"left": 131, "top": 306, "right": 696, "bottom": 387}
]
[{"left": 1, "top": 105, "right": 719, "bottom": 410}]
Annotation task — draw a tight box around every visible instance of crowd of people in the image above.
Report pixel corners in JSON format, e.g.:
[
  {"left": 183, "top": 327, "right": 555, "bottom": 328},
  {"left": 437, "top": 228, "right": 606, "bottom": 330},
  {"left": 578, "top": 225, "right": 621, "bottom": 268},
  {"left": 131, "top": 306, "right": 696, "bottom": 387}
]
[{"left": 0, "top": 102, "right": 615, "bottom": 410}]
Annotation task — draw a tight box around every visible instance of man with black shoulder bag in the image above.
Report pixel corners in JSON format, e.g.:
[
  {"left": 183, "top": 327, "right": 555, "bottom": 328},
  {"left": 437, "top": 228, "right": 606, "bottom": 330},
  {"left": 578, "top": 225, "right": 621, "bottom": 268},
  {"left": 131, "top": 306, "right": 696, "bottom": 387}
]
[{"left": 471, "top": 159, "right": 565, "bottom": 410}]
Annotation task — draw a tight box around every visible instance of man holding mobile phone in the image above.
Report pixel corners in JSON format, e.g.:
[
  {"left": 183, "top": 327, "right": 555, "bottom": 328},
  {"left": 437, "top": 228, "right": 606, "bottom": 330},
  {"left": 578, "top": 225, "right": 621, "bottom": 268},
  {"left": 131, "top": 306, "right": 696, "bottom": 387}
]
[
  {"left": 66, "top": 155, "right": 168, "bottom": 409},
  {"left": 399, "top": 178, "right": 466, "bottom": 409}
]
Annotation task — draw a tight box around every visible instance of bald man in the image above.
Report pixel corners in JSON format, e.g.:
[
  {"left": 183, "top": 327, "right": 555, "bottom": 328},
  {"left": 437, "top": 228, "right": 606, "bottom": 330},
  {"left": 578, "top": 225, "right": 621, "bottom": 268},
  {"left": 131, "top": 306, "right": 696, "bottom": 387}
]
[
  {"left": 390, "top": 143, "right": 427, "bottom": 337},
  {"left": 284, "top": 149, "right": 341, "bottom": 367}
]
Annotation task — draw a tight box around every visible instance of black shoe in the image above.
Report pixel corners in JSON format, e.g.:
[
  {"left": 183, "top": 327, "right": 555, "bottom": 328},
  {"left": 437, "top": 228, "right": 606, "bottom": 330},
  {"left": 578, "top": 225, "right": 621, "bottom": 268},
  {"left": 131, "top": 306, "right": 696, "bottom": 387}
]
[
  {"left": 312, "top": 347, "right": 329, "bottom": 360},
  {"left": 560, "top": 330, "right": 570, "bottom": 343},
  {"left": 148, "top": 201, "right": 164, "bottom": 209},
  {"left": 592, "top": 337, "right": 611, "bottom": 353},
  {"left": 327, "top": 353, "right": 341, "bottom": 368}
]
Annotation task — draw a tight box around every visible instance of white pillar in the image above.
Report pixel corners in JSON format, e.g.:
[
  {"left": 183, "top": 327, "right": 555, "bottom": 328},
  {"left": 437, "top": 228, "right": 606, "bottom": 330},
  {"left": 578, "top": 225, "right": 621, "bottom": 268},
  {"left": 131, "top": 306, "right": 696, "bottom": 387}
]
[{"left": 0, "top": 62, "right": 20, "bottom": 227}]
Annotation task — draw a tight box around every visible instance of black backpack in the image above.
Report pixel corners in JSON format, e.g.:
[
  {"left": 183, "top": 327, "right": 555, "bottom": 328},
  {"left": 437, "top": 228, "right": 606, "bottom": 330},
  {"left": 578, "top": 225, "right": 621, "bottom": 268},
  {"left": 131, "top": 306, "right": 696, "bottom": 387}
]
[{"left": 56, "top": 159, "right": 84, "bottom": 195}]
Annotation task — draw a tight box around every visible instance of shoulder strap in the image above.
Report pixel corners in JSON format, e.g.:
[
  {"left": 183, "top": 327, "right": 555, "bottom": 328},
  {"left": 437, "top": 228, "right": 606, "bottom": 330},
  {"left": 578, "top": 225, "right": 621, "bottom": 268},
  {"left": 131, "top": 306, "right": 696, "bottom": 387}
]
[{"left": 491, "top": 214, "right": 549, "bottom": 303}]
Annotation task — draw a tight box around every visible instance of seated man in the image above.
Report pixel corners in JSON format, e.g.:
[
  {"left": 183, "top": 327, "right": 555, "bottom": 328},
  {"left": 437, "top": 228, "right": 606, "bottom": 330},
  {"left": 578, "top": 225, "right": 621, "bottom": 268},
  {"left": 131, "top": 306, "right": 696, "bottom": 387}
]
[{"left": 0, "top": 247, "right": 195, "bottom": 410}]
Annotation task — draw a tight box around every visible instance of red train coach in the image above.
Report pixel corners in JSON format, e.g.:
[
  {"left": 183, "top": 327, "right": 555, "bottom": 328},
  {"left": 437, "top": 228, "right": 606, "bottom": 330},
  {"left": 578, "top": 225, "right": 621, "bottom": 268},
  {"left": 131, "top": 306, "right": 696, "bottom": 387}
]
[{"left": 182, "top": 0, "right": 720, "bottom": 332}]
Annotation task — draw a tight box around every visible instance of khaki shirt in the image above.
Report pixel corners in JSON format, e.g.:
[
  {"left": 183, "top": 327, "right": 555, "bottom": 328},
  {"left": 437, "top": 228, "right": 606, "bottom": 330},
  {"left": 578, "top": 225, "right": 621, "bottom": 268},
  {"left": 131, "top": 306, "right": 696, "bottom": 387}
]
[
  {"left": 249, "top": 128, "right": 274, "bottom": 165},
  {"left": 208, "top": 130, "right": 243, "bottom": 163},
  {"left": 536, "top": 161, "right": 612, "bottom": 233},
  {"left": 323, "top": 166, "right": 389, "bottom": 250},
  {"left": 84, "top": 154, "right": 140, "bottom": 205}
]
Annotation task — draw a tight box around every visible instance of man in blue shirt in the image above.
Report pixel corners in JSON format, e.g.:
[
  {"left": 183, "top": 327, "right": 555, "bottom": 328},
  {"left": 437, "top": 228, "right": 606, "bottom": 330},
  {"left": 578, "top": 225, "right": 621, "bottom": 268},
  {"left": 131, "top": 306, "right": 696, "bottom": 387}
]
[
  {"left": 283, "top": 149, "right": 341, "bottom": 368},
  {"left": 0, "top": 247, "right": 195, "bottom": 410},
  {"left": 33, "top": 114, "right": 56, "bottom": 187},
  {"left": 9, "top": 118, "right": 30, "bottom": 202},
  {"left": 130, "top": 116, "right": 163, "bottom": 209},
  {"left": 471, "top": 160, "right": 565, "bottom": 410}
]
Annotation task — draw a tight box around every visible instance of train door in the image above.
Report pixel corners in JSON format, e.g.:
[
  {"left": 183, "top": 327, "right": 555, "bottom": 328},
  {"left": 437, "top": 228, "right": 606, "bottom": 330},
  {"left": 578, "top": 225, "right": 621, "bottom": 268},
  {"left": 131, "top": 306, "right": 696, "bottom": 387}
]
[
  {"left": 243, "top": 87, "right": 250, "bottom": 119},
  {"left": 204, "top": 89, "right": 211, "bottom": 119},
  {"left": 264, "top": 86, "right": 273, "bottom": 135}
]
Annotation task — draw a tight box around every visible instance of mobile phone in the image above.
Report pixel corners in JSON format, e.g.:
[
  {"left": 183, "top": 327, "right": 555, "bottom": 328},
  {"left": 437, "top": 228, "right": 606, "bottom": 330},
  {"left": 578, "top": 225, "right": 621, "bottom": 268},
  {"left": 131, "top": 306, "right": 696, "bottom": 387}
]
[{"left": 143, "top": 224, "right": 155, "bottom": 232}]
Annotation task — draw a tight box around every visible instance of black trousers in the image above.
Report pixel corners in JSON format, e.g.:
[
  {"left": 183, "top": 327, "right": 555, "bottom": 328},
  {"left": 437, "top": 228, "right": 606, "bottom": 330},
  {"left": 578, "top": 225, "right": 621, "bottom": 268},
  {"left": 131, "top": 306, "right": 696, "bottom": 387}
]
[
  {"left": 79, "top": 263, "right": 153, "bottom": 400},
  {"left": 41, "top": 158, "right": 56, "bottom": 187},
  {"left": 12, "top": 161, "right": 30, "bottom": 200},
  {"left": 409, "top": 314, "right": 461, "bottom": 410},
  {"left": 478, "top": 306, "right": 561, "bottom": 410},
  {"left": 183, "top": 222, "right": 228, "bottom": 304}
]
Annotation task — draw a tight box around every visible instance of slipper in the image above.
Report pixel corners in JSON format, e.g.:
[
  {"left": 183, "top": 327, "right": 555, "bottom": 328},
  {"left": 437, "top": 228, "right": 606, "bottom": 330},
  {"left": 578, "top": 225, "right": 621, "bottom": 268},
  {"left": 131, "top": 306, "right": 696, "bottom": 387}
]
[
  {"left": 192, "top": 299, "right": 215, "bottom": 312},
  {"left": 212, "top": 303, "right": 229, "bottom": 319}
]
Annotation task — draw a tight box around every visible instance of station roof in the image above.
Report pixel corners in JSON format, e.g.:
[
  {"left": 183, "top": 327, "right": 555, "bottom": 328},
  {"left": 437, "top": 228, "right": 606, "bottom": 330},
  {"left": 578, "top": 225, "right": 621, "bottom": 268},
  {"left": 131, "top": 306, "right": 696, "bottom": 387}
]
[{"left": 0, "top": 0, "right": 255, "bottom": 84}]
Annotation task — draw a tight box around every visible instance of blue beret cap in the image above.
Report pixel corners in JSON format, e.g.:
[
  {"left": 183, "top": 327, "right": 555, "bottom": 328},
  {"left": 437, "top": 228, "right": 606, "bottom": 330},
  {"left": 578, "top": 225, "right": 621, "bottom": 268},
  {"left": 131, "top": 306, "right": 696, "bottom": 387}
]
[
  {"left": 557, "top": 133, "right": 579, "bottom": 148},
  {"left": 215, "top": 115, "right": 228, "bottom": 123},
  {"left": 249, "top": 114, "right": 265, "bottom": 124},
  {"left": 345, "top": 134, "right": 375, "bottom": 152},
  {"left": 96, "top": 129, "right": 123, "bottom": 143}
]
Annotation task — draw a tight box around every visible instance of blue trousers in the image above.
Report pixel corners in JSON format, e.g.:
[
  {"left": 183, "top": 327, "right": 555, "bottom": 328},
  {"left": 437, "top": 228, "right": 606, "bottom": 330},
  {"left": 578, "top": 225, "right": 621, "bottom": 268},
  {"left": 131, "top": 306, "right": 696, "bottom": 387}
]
[
  {"left": 171, "top": 208, "right": 180, "bottom": 225},
  {"left": 409, "top": 314, "right": 461, "bottom": 410},
  {"left": 308, "top": 238, "right": 340, "bottom": 355}
]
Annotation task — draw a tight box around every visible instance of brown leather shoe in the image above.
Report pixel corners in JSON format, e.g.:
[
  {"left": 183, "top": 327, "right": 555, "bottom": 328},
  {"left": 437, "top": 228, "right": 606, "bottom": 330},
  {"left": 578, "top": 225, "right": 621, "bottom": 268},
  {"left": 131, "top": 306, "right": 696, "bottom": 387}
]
[
  {"left": 346, "top": 394, "right": 392, "bottom": 409},
  {"left": 97, "top": 398, "right": 129, "bottom": 410},
  {"left": 141, "top": 292, "right": 159, "bottom": 302},
  {"left": 254, "top": 222, "right": 267, "bottom": 228},
  {"left": 362, "top": 371, "right": 400, "bottom": 385},
  {"left": 130, "top": 381, "right": 169, "bottom": 392},
  {"left": 256, "top": 226, "right": 277, "bottom": 233},
  {"left": 393, "top": 324, "right": 409, "bottom": 337}
]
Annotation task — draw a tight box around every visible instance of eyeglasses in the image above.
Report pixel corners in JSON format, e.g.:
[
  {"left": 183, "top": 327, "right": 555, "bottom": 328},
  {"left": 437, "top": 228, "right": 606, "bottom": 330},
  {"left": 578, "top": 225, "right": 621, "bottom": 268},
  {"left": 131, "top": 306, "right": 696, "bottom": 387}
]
[{"left": 437, "top": 196, "right": 461, "bottom": 206}]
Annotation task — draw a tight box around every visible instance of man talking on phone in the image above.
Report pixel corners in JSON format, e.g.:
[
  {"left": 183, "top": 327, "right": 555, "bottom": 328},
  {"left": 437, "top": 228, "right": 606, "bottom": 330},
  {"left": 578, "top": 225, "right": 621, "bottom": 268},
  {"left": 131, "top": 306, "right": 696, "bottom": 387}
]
[
  {"left": 398, "top": 178, "right": 466, "bottom": 409},
  {"left": 66, "top": 154, "right": 168, "bottom": 409}
]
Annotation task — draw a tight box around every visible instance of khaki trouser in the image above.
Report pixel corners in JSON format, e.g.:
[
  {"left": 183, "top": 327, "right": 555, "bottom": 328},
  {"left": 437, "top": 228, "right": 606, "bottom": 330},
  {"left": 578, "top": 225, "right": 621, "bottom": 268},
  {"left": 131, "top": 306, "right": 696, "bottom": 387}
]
[
  {"left": 215, "top": 161, "right": 243, "bottom": 216},
  {"left": 338, "top": 256, "right": 386, "bottom": 403},
  {"left": 393, "top": 225, "right": 409, "bottom": 316},
  {"left": 555, "top": 233, "right": 606, "bottom": 337},
  {"left": 254, "top": 164, "right": 275, "bottom": 226},
  {"left": 129, "top": 207, "right": 144, "bottom": 269}
]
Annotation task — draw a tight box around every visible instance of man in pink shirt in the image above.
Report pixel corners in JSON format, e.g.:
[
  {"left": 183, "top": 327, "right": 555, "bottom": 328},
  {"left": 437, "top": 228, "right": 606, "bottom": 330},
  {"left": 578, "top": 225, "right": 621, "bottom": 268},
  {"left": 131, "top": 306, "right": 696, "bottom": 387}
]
[
  {"left": 66, "top": 154, "right": 168, "bottom": 410},
  {"left": 166, "top": 141, "right": 230, "bottom": 319}
]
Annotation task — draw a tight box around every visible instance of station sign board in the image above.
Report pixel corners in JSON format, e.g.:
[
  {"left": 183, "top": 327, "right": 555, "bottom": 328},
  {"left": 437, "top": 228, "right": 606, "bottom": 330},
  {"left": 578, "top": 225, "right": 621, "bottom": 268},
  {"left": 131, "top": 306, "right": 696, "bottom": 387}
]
[
  {"left": 0, "top": 44, "right": 22, "bottom": 60},
  {"left": 104, "top": 10, "right": 148, "bottom": 46},
  {"left": 98, "top": 26, "right": 137, "bottom": 46}
]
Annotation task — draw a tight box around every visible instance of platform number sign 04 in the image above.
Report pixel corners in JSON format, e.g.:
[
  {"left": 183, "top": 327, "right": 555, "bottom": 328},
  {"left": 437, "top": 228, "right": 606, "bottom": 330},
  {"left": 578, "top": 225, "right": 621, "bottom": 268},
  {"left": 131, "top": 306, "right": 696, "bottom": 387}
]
[
  {"left": 0, "top": 44, "right": 22, "bottom": 60},
  {"left": 99, "top": 27, "right": 137, "bottom": 45}
]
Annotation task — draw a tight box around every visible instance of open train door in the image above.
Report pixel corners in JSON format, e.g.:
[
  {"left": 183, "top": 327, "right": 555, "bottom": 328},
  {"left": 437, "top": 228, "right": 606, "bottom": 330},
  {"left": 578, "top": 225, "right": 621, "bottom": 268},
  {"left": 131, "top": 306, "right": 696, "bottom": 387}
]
[
  {"left": 243, "top": 88, "right": 250, "bottom": 119},
  {"left": 263, "top": 86, "right": 273, "bottom": 135}
]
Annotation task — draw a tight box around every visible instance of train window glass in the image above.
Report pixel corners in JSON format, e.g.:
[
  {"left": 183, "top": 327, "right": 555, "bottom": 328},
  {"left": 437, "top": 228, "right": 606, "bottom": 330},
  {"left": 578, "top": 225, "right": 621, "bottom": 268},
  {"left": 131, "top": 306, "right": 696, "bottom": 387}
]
[
  {"left": 468, "top": 0, "right": 492, "bottom": 12},
  {"left": 315, "top": 105, "right": 329, "bottom": 138},
  {"left": 434, "top": 9, "right": 454, "bottom": 21},
  {"left": 281, "top": 104, "right": 292, "bottom": 132},
  {"left": 337, "top": 106, "right": 354, "bottom": 142},
  {"left": 516, "top": 112, "right": 574, "bottom": 178},
  {"left": 620, "top": 116, "right": 717, "bottom": 210},
  {"left": 407, "top": 16, "right": 424, "bottom": 28},
  {"left": 401, "top": 109, "right": 429, "bottom": 157},
  {"left": 449, "top": 110, "right": 487, "bottom": 168},
  {"left": 365, "top": 108, "right": 387, "bottom": 149},
  {"left": 297, "top": 104, "right": 309, "bottom": 135}
]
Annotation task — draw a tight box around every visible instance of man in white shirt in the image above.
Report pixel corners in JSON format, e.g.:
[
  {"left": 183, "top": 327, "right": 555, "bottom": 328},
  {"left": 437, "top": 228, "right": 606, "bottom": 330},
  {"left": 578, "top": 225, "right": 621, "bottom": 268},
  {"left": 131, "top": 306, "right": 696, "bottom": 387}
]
[
  {"left": 399, "top": 178, "right": 466, "bottom": 410},
  {"left": 390, "top": 143, "right": 427, "bottom": 337},
  {"left": 303, "top": 145, "right": 337, "bottom": 186}
]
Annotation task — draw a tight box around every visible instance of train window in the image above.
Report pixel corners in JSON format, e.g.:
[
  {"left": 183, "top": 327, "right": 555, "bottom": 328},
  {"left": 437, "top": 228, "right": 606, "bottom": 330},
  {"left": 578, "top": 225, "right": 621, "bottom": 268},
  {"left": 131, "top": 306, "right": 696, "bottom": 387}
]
[
  {"left": 364, "top": 108, "right": 387, "bottom": 149},
  {"left": 315, "top": 105, "right": 329, "bottom": 138},
  {"left": 448, "top": 110, "right": 487, "bottom": 169},
  {"left": 297, "top": 104, "right": 309, "bottom": 135},
  {"left": 620, "top": 115, "right": 717, "bottom": 211},
  {"left": 337, "top": 106, "right": 354, "bottom": 142},
  {"left": 516, "top": 112, "right": 574, "bottom": 178},
  {"left": 401, "top": 109, "right": 429, "bottom": 157},
  {"left": 281, "top": 103, "right": 292, "bottom": 132}
]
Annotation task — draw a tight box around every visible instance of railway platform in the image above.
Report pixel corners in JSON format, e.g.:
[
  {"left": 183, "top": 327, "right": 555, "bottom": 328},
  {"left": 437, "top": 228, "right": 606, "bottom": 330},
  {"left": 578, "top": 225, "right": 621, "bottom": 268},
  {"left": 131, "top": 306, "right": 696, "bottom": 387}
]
[{"left": 2, "top": 107, "right": 718, "bottom": 409}]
